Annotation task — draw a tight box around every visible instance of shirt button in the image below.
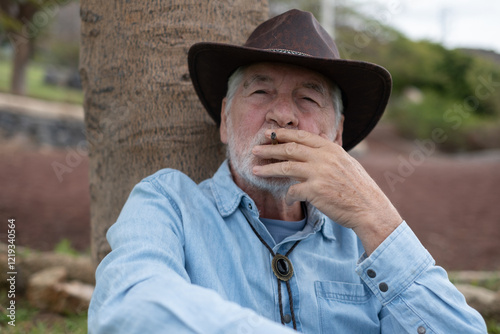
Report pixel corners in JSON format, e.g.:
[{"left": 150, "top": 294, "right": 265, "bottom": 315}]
[
  {"left": 379, "top": 282, "right": 389, "bottom": 292},
  {"left": 283, "top": 314, "right": 292, "bottom": 324},
  {"left": 248, "top": 203, "right": 253, "bottom": 210},
  {"left": 367, "top": 269, "right": 376, "bottom": 278},
  {"left": 417, "top": 326, "right": 426, "bottom": 334}
]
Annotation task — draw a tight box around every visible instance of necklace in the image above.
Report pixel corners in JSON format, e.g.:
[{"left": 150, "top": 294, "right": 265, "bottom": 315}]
[{"left": 245, "top": 218, "right": 301, "bottom": 330}]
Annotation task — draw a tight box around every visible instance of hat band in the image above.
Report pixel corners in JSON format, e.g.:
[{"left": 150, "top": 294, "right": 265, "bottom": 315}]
[{"left": 267, "top": 48, "right": 311, "bottom": 57}]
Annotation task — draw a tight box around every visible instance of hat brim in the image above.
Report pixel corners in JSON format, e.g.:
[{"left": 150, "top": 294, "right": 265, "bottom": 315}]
[{"left": 188, "top": 42, "right": 392, "bottom": 151}]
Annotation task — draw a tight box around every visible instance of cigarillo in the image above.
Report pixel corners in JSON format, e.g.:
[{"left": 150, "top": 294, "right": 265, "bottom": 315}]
[{"left": 271, "top": 132, "right": 278, "bottom": 145}]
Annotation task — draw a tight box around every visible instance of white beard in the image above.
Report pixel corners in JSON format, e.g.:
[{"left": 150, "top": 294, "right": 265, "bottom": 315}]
[{"left": 225, "top": 116, "right": 298, "bottom": 200}]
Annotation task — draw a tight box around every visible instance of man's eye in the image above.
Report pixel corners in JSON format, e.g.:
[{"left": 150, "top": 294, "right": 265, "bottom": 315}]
[
  {"left": 303, "top": 97, "right": 317, "bottom": 104},
  {"left": 253, "top": 90, "right": 267, "bottom": 94}
]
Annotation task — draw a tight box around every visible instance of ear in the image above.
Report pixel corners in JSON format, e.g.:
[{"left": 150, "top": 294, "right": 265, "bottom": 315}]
[
  {"left": 333, "top": 114, "right": 344, "bottom": 146},
  {"left": 220, "top": 97, "right": 228, "bottom": 144}
]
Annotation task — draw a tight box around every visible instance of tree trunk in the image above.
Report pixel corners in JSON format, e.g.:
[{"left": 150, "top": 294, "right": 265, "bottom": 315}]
[
  {"left": 79, "top": 0, "right": 269, "bottom": 264},
  {"left": 10, "top": 37, "right": 32, "bottom": 95},
  {"left": 6, "top": 3, "right": 37, "bottom": 95}
]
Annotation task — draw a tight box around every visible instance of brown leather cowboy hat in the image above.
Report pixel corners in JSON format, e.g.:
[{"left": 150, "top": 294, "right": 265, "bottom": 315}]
[{"left": 188, "top": 9, "right": 392, "bottom": 151}]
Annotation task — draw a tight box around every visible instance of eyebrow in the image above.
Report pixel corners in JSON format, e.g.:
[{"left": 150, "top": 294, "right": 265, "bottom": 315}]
[
  {"left": 242, "top": 74, "right": 329, "bottom": 98},
  {"left": 302, "top": 81, "right": 328, "bottom": 97},
  {"left": 243, "top": 74, "right": 272, "bottom": 89}
]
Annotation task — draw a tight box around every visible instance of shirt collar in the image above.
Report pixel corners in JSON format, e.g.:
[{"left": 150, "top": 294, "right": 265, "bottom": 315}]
[
  {"left": 208, "top": 160, "right": 247, "bottom": 217},
  {"left": 304, "top": 201, "right": 336, "bottom": 241},
  {"left": 207, "top": 160, "right": 336, "bottom": 241}
]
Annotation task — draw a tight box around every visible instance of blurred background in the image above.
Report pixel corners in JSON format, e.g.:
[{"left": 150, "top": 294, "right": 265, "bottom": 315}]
[{"left": 0, "top": 0, "right": 499, "bottom": 332}]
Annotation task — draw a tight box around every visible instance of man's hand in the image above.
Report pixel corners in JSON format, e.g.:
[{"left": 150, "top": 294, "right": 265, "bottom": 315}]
[{"left": 252, "top": 128, "right": 402, "bottom": 255}]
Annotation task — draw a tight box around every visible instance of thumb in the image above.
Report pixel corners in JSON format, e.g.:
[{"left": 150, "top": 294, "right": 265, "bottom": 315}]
[{"left": 285, "top": 183, "right": 305, "bottom": 206}]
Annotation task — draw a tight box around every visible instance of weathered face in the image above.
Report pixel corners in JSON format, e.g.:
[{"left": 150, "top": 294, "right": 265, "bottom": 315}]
[{"left": 220, "top": 62, "right": 343, "bottom": 197}]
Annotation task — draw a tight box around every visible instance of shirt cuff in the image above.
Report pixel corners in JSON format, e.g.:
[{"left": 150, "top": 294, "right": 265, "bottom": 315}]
[{"left": 355, "top": 221, "right": 434, "bottom": 305}]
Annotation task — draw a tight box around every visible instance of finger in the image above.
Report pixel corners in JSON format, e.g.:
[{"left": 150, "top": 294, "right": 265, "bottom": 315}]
[
  {"left": 264, "top": 129, "right": 328, "bottom": 148},
  {"left": 252, "top": 141, "right": 313, "bottom": 162},
  {"left": 285, "top": 182, "right": 309, "bottom": 206},
  {"left": 253, "top": 160, "right": 309, "bottom": 181}
]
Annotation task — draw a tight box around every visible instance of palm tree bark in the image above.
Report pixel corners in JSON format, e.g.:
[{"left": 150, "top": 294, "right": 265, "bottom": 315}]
[{"left": 79, "top": 0, "right": 269, "bottom": 264}]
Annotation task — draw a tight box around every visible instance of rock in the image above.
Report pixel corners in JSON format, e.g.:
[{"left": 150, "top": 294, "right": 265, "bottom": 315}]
[
  {"left": 52, "top": 280, "right": 94, "bottom": 314},
  {"left": 450, "top": 271, "right": 500, "bottom": 290},
  {"left": 21, "top": 251, "right": 95, "bottom": 286},
  {"left": 456, "top": 284, "right": 496, "bottom": 305},
  {"left": 0, "top": 109, "right": 86, "bottom": 147},
  {"left": 66, "top": 71, "right": 82, "bottom": 89},
  {"left": 44, "top": 67, "right": 67, "bottom": 86},
  {"left": 455, "top": 284, "right": 500, "bottom": 321},
  {"left": 0, "top": 242, "right": 95, "bottom": 292},
  {"left": 27, "top": 266, "right": 67, "bottom": 310},
  {"left": 27, "top": 266, "right": 94, "bottom": 314}
]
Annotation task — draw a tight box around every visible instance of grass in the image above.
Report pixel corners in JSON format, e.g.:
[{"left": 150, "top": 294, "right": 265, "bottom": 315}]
[
  {"left": 489, "top": 320, "right": 500, "bottom": 334},
  {"left": 54, "top": 238, "right": 85, "bottom": 257},
  {"left": 0, "top": 239, "right": 89, "bottom": 333},
  {"left": 0, "top": 289, "right": 87, "bottom": 333},
  {"left": 0, "top": 59, "right": 83, "bottom": 105}
]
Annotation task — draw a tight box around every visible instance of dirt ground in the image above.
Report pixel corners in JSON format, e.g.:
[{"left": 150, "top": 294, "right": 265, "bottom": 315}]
[
  {"left": 357, "top": 123, "right": 500, "bottom": 271},
  {"left": 0, "top": 123, "right": 499, "bottom": 271}
]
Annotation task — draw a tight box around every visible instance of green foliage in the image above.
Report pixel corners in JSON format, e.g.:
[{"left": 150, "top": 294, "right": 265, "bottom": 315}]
[
  {"left": 439, "top": 49, "right": 473, "bottom": 99},
  {"left": 0, "top": 12, "right": 24, "bottom": 33},
  {"left": 40, "top": 41, "right": 80, "bottom": 68},
  {"left": 0, "top": 59, "right": 83, "bottom": 104},
  {"left": 0, "top": 59, "right": 11, "bottom": 88},
  {"left": 488, "top": 319, "right": 500, "bottom": 334},
  {"left": 1, "top": 0, "right": 47, "bottom": 39},
  {"left": 389, "top": 89, "right": 500, "bottom": 152},
  {"left": 334, "top": 14, "right": 500, "bottom": 151},
  {"left": 54, "top": 238, "right": 80, "bottom": 256}
]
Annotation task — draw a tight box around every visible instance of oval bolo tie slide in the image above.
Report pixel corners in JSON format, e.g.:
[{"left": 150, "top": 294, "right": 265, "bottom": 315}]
[{"left": 272, "top": 254, "right": 294, "bottom": 281}]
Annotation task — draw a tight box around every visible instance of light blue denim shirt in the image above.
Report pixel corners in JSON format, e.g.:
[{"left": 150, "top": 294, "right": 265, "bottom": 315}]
[{"left": 88, "top": 160, "right": 486, "bottom": 334}]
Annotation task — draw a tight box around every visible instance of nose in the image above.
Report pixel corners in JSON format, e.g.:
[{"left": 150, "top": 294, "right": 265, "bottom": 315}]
[{"left": 265, "top": 95, "right": 299, "bottom": 128}]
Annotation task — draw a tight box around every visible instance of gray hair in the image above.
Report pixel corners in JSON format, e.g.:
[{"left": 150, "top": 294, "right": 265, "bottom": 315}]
[{"left": 224, "top": 65, "right": 344, "bottom": 128}]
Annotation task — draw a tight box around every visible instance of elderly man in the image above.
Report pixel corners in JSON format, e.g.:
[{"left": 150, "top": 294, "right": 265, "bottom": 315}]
[{"left": 89, "top": 9, "right": 487, "bottom": 334}]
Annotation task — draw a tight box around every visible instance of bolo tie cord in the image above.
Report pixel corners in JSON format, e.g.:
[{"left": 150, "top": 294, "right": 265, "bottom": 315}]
[{"left": 246, "top": 219, "right": 301, "bottom": 330}]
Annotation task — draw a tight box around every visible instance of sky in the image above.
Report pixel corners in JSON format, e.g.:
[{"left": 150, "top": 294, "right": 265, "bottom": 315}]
[{"left": 356, "top": 0, "right": 500, "bottom": 53}]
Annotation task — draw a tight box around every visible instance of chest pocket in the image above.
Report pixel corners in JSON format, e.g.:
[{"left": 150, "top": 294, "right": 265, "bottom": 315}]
[{"left": 315, "top": 281, "right": 381, "bottom": 334}]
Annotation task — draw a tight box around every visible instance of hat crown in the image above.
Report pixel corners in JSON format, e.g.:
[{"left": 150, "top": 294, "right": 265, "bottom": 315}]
[{"left": 244, "top": 9, "right": 340, "bottom": 60}]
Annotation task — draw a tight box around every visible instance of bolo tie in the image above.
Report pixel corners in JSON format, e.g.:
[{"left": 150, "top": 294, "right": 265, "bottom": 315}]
[{"left": 245, "top": 217, "right": 301, "bottom": 330}]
